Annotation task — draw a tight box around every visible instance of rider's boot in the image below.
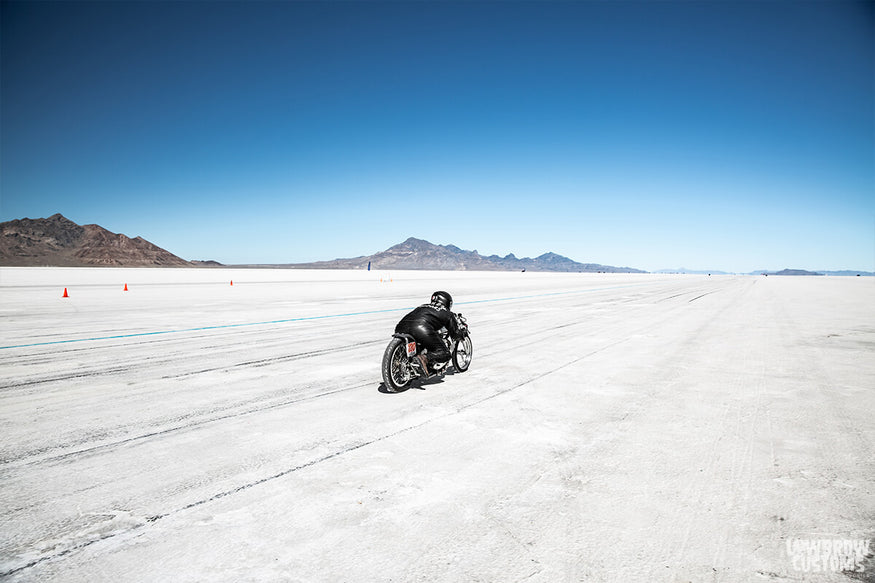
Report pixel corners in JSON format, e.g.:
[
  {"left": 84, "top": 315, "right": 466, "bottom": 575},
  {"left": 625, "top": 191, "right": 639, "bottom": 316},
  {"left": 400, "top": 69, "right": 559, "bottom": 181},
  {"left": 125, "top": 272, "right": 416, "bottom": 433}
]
[{"left": 416, "top": 353, "right": 432, "bottom": 378}]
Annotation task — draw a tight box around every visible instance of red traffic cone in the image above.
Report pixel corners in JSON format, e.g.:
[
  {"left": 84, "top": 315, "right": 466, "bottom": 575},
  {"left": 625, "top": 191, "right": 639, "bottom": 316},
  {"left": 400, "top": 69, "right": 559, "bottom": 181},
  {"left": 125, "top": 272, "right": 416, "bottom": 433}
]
[
  {"left": 230, "top": 280, "right": 233, "bottom": 286},
  {"left": 62, "top": 288, "right": 69, "bottom": 298},
  {"left": 124, "top": 283, "right": 128, "bottom": 291}
]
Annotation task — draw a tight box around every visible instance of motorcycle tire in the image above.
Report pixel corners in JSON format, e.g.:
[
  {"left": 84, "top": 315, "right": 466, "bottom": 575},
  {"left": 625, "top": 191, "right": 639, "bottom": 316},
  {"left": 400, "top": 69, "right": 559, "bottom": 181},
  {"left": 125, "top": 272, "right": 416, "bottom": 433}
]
[
  {"left": 382, "top": 337, "right": 413, "bottom": 392},
  {"left": 452, "top": 335, "right": 473, "bottom": 373}
]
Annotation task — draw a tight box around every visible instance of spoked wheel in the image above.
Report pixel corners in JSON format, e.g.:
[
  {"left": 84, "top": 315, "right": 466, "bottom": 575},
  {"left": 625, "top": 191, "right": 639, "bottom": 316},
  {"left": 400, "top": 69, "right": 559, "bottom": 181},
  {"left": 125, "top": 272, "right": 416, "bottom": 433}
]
[
  {"left": 452, "top": 335, "right": 473, "bottom": 373},
  {"left": 382, "top": 338, "right": 413, "bottom": 392}
]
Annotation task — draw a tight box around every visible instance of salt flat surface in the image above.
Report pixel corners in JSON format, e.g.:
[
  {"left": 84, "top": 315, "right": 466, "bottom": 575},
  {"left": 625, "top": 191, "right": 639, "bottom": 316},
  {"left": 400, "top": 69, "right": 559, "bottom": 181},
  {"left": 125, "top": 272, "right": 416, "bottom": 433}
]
[{"left": 1, "top": 268, "right": 873, "bottom": 582}]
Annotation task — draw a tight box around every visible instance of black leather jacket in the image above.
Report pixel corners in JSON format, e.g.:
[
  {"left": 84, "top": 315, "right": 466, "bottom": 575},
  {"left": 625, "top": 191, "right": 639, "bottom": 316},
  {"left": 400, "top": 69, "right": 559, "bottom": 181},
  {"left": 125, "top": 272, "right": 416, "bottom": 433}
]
[{"left": 395, "top": 304, "right": 461, "bottom": 339}]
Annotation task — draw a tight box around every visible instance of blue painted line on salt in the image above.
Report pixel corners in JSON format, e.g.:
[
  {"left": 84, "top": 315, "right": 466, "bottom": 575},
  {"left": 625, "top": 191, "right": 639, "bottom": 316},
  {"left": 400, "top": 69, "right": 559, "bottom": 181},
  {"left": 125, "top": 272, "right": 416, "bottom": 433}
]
[{"left": 0, "top": 282, "right": 650, "bottom": 350}]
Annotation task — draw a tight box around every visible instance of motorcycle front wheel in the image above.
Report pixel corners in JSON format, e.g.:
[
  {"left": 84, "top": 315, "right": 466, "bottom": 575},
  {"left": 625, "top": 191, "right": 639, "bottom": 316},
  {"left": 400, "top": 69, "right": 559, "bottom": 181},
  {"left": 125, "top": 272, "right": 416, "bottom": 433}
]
[
  {"left": 382, "top": 337, "right": 413, "bottom": 392},
  {"left": 452, "top": 335, "right": 473, "bottom": 373}
]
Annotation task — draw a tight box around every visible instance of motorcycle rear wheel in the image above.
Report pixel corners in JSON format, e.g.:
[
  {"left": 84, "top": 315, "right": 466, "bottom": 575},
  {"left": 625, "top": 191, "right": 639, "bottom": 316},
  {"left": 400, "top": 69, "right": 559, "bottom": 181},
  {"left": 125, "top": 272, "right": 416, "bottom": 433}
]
[
  {"left": 382, "top": 337, "right": 413, "bottom": 392},
  {"left": 452, "top": 335, "right": 473, "bottom": 373}
]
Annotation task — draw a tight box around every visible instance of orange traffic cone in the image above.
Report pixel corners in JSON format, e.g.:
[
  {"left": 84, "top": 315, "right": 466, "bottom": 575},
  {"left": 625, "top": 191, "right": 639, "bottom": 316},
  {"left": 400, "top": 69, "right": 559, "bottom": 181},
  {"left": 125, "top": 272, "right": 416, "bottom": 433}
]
[
  {"left": 124, "top": 283, "right": 128, "bottom": 291},
  {"left": 230, "top": 280, "right": 234, "bottom": 286},
  {"left": 62, "top": 288, "right": 69, "bottom": 298}
]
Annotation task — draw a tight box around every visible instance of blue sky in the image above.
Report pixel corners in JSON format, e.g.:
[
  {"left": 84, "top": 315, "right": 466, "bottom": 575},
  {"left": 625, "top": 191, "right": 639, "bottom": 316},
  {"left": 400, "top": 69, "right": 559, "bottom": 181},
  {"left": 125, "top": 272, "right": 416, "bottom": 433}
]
[{"left": 2, "top": 1, "right": 872, "bottom": 272}]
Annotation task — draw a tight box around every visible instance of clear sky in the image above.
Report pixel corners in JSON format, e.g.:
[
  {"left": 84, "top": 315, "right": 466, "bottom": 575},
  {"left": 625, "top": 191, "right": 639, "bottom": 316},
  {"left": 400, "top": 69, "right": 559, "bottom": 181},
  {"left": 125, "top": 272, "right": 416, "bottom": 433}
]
[{"left": 1, "top": 1, "right": 873, "bottom": 272}]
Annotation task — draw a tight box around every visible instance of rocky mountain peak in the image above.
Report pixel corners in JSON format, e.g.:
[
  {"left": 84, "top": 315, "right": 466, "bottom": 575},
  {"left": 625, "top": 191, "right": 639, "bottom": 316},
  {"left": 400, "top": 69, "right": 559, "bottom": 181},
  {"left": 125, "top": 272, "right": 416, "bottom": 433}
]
[
  {"left": 0, "top": 214, "right": 191, "bottom": 267},
  {"left": 293, "top": 238, "right": 646, "bottom": 273}
]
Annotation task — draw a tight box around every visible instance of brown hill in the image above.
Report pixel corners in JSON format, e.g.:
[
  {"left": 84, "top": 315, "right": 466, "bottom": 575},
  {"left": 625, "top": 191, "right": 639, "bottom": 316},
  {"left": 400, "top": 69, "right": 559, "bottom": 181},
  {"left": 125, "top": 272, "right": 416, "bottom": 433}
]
[{"left": 0, "top": 214, "right": 191, "bottom": 267}]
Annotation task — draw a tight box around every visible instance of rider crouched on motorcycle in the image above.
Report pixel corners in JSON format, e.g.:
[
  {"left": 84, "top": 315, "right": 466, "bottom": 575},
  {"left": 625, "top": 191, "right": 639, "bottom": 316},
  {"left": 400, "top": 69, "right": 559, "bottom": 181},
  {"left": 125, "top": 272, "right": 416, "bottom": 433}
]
[{"left": 395, "top": 291, "right": 461, "bottom": 377}]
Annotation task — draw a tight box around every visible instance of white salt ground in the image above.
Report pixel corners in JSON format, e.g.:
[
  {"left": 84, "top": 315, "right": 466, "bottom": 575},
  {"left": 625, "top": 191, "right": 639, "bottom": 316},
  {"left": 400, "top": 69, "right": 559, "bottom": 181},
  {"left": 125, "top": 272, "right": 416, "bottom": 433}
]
[{"left": 0, "top": 268, "right": 872, "bottom": 582}]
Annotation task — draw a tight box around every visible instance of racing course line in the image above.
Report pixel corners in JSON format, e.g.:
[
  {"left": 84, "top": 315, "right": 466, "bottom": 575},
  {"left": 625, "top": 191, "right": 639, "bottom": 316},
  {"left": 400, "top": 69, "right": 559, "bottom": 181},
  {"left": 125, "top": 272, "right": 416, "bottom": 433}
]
[
  {"left": 0, "top": 269, "right": 872, "bottom": 582},
  {"left": 0, "top": 281, "right": 650, "bottom": 350}
]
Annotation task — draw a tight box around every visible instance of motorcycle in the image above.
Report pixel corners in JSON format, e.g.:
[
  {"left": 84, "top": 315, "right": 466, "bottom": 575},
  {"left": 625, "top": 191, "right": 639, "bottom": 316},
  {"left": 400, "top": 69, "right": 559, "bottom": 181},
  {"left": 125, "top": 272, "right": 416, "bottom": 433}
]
[{"left": 381, "top": 313, "right": 472, "bottom": 392}]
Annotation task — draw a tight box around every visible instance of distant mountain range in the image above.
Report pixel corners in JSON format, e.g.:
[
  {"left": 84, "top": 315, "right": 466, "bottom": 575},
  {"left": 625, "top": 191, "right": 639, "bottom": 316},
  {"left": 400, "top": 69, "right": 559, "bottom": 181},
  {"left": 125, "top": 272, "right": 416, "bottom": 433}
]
[
  {"left": 2, "top": 215, "right": 871, "bottom": 275},
  {"left": 759, "top": 269, "right": 824, "bottom": 276},
  {"left": 813, "top": 270, "right": 875, "bottom": 277},
  {"left": 0, "top": 216, "right": 643, "bottom": 272},
  {"left": 264, "top": 237, "right": 647, "bottom": 273},
  {"left": 657, "top": 267, "right": 873, "bottom": 277},
  {"left": 753, "top": 269, "right": 873, "bottom": 276},
  {"left": 0, "top": 214, "right": 191, "bottom": 267}
]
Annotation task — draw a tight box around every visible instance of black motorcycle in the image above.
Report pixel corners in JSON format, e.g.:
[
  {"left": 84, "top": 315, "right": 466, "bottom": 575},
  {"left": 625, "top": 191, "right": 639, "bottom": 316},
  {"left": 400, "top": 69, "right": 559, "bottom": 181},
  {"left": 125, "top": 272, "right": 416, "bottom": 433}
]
[{"left": 381, "top": 313, "right": 472, "bottom": 392}]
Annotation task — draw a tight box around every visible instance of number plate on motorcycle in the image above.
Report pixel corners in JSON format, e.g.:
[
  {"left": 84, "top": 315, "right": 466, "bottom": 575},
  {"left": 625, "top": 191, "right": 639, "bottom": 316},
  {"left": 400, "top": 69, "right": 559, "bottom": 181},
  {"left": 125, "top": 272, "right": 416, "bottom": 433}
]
[{"left": 405, "top": 341, "right": 417, "bottom": 357}]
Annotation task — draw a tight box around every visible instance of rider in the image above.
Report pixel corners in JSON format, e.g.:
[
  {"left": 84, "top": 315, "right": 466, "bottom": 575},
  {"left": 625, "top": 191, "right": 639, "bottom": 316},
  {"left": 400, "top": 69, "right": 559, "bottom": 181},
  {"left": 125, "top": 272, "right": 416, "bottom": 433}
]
[{"left": 395, "top": 291, "right": 462, "bottom": 377}]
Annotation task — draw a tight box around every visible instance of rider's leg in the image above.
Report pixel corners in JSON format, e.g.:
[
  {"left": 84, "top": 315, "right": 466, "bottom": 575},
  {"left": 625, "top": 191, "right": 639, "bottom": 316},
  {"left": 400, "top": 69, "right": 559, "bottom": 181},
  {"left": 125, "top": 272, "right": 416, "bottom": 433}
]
[
  {"left": 416, "top": 353, "right": 430, "bottom": 375},
  {"left": 419, "top": 333, "right": 450, "bottom": 373},
  {"left": 405, "top": 325, "right": 449, "bottom": 377}
]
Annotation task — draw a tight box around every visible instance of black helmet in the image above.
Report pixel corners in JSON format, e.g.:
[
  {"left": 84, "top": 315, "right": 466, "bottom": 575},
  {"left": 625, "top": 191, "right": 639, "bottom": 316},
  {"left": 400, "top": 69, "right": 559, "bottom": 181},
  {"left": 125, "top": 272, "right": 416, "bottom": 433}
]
[{"left": 431, "top": 290, "right": 453, "bottom": 310}]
